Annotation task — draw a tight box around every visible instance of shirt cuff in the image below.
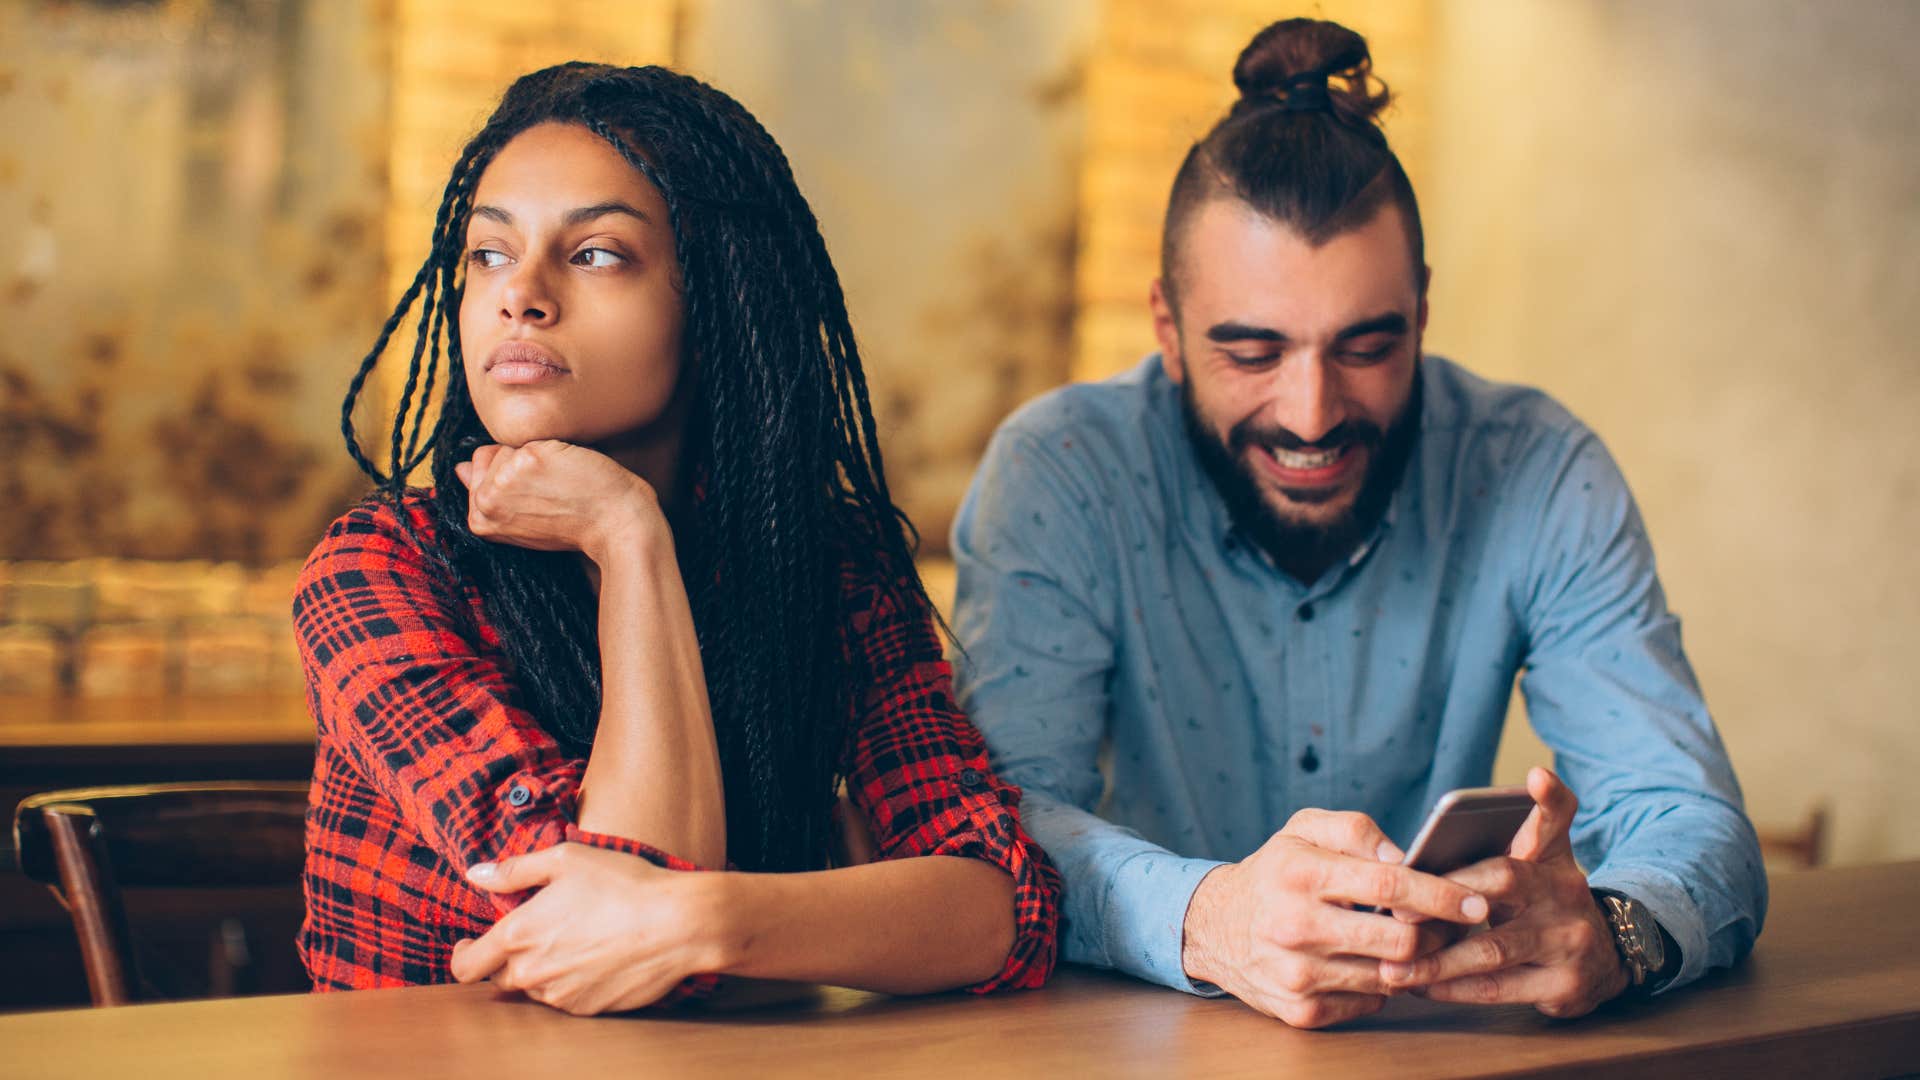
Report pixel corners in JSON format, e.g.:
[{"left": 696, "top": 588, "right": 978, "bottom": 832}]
[
  {"left": 487, "top": 770, "right": 576, "bottom": 861},
  {"left": 563, "top": 824, "right": 715, "bottom": 872},
  {"left": 1097, "top": 850, "right": 1228, "bottom": 997},
  {"left": 1586, "top": 864, "right": 1708, "bottom": 993},
  {"left": 909, "top": 795, "right": 1064, "bottom": 994}
]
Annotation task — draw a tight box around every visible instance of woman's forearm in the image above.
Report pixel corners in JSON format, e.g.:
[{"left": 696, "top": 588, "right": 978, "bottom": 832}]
[
  {"left": 710, "top": 856, "right": 1017, "bottom": 994},
  {"left": 577, "top": 525, "right": 727, "bottom": 867}
]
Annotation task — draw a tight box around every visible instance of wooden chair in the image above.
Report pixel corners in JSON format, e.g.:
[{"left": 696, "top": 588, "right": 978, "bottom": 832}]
[
  {"left": 1758, "top": 803, "right": 1830, "bottom": 870},
  {"left": 11, "top": 781, "right": 310, "bottom": 1006}
]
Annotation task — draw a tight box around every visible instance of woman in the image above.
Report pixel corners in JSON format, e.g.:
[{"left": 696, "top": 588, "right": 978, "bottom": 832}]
[{"left": 295, "top": 63, "right": 1059, "bottom": 1014}]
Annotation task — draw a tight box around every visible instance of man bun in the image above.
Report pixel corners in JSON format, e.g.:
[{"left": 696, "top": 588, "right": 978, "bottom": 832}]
[{"left": 1230, "top": 17, "right": 1390, "bottom": 128}]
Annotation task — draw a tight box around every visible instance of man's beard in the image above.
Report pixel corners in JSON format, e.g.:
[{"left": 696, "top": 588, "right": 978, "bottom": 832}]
[{"left": 1181, "top": 376, "right": 1421, "bottom": 577}]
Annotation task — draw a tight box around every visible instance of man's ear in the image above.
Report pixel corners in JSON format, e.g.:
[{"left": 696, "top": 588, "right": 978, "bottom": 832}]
[
  {"left": 1150, "top": 278, "right": 1184, "bottom": 385},
  {"left": 1417, "top": 263, "right": 1432, "bottom": 335}
]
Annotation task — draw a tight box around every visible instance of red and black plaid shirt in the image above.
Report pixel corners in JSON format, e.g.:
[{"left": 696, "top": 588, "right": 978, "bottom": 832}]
[{"left": 294, "top": 492, "right": 1060, "bottom": 997}]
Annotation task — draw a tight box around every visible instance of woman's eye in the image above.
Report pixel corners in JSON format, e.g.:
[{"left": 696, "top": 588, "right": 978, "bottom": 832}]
[
  {"left": 468, "top": 248, "right": 509, "bottom": 269},
  {"left": 573, "top": 247, "right": 625, "bottom": 268}
]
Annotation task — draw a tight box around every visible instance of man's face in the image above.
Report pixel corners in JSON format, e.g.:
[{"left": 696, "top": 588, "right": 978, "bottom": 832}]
[{"left": 1153, "top": 199, "right": 1428, "bottom": 573}]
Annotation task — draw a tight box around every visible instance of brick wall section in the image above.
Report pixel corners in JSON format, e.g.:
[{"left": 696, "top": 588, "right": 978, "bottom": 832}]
[
  {"left": 378, "top": 0, "right": 679, "bottom": 435},
  {"left": 0, "top": 560, "right": 303, "bottom": 696},
  {"left": 1073, "top": 0, "right": 1434, "bottom": 383}
]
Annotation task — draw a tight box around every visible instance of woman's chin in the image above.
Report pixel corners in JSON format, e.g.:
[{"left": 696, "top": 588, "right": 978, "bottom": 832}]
[{"left": 475, "top": 419, "right": 578, "bottom": 449}]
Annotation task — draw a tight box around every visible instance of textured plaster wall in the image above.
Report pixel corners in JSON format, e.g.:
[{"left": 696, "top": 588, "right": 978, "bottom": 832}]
[
  {"left": 680, "top": 0, "right": 1098, "bottom": 549},
  {"left": 1, "top": 0, "right": 389, "bottom": 563},
  {"left": 1424, "top": 0, "right": 1920, "bottom": 863}
]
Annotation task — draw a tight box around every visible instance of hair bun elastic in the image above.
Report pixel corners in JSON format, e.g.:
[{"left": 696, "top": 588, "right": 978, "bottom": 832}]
[{"left": 1276, "top": 73, "right": 1332, "bottom": 113}]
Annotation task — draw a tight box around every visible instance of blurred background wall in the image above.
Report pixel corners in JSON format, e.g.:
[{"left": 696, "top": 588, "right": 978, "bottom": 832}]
[
  {"left": 1, "top": 0, "right": 1914, "bottom": 865},
  {"left": 1420, "top": 0, "right": 1920, "bottom": 868}
]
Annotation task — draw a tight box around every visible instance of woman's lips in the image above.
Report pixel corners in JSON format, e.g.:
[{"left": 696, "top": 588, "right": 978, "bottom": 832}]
[{"left": 485, "top": 341, "right": 570, "bottom": 385}]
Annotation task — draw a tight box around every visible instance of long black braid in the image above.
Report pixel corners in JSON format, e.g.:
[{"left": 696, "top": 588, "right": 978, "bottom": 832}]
[{"left": 339, "top": 63, "right": 931, "bottom": 873}]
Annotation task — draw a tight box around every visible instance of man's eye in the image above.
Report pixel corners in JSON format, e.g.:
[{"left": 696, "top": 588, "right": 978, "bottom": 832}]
[
  {"left": 1340, "top": 343, "right": 1397, "bottom": 365},
  {"left": 573, "top": 247, "right": 624, "bottom": 268},
  {"left": 1226, "top": 353, "right": 1279, "bottom": 367},
  {"left": 468, "top": 248, "right": 509, "bottom": 269}
]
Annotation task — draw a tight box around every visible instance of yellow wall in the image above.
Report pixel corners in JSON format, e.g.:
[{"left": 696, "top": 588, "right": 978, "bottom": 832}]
[{"left": 1424, "top": 0, "right": 1920, "bottom": 864}]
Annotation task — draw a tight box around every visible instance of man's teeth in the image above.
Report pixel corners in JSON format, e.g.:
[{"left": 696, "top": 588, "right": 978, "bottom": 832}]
[{"left": 1266, "top": 445, "right": 1345, "bottom": 470}]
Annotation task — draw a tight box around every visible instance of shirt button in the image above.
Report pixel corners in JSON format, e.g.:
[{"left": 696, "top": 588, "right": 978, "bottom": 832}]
[
  {"left": 959, "top": 768, "right": 984, "bottom": 789},
  {"left": 505, "top": 784, "right": 532, "bottom": 807},
  {"left": 1296, "top": 603, "right": 1316, "bottom": 622},
  {"left": 1298, "top": 746, "right": 1320, "bottom": 773}
]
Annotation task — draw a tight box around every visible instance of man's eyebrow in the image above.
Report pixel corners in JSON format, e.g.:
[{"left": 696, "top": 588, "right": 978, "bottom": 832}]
[
  {"left": 468, "top": 202, "right": 651, "bottom": 227},
  {"left": 1334, "top": 313, "right": 1410, "bottom": 341},
  {"left": 1205, "top": 322, "right": 1286, "bottom": 343}
]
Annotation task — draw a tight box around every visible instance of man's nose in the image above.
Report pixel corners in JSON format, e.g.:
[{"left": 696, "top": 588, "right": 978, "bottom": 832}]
[{"left": 1265, "top": 351, "right": 1346, "bottom": 444}]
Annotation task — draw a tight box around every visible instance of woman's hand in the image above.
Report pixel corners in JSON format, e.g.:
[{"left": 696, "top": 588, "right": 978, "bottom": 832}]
[
  {"left": 450, "top": 843, "right": 724, "bottom": 1016},
  {"left": 453, "top": 440, "right": 665, "bottom": 566}
]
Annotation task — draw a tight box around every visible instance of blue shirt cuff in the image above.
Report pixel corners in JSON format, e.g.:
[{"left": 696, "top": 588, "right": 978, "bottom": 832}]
[
  {"left": 1098, "top": 850, "right": 1229, "bottom": 996},
  {"left": 1586, "top": 865, "right": 1708, "bottom": 993}
]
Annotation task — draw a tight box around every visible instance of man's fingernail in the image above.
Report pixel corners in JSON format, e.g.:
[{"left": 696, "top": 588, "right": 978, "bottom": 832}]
[
  {"left": 467, "top": 862, "right": 497, "bottom": 882},
  {"left": 1462, "top": 895, "right": 1489, "bottom": 921},
  {"left": 1382, "top": 962, "right": 1412, "bottom": 981},
  {"left": 1377, "top": 841, "right": 1404, "bottom": 863}
]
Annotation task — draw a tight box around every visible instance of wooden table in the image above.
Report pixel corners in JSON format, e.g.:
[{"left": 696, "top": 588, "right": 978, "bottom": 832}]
[{"left": 3, "top": 861, "right": 1916, "bottom": 1078}]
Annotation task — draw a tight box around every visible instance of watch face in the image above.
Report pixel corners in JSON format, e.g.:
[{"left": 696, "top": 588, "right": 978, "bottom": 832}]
[
  {"left": 1607, "top": 894, "right": 1665, "bottom": 978},
  {"left": 1626, "top": 897, "right": 1666, "bottom": 971}
]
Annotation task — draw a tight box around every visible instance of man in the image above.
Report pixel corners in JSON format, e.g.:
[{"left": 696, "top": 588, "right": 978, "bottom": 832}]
[{"left": 950, "top": 18, "right": 1764, "bottom": 1029}]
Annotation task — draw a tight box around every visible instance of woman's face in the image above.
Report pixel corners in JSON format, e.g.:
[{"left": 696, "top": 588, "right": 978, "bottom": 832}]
[{"left": 459, "top": 122, "right": 685, "bottom": 453}]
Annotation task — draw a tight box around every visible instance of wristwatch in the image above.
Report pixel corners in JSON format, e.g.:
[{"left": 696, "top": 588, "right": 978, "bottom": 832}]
[{"left": 1592, "top": 888, "right": 1670, "bottom": 994}]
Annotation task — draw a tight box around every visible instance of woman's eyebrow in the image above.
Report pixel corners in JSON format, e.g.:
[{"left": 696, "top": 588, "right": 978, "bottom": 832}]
[
  {"left": 467, "top": 202, "right": 651, "bottom": 227},
  {"left": 564, "top": 201, "right": 650, "bottom": 226}
]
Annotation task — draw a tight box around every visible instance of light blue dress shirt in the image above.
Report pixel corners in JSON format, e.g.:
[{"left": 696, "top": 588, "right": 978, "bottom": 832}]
[{"left": 950, "top": 354, "right": 1766, "bottom": 996}]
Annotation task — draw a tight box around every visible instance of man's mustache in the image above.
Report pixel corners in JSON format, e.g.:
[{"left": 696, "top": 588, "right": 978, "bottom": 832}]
[{"left": 1228, "top": 417, "right": 1386, "bottom": 454}]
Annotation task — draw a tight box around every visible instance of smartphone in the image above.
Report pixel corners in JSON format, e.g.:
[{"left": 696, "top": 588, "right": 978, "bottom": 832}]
[
  {"left": 1355, "top": 785, "right": 1534, "bottom": 914},
  {"left": 1400, "top": 785, "right": 1535, "bottom": 875}
]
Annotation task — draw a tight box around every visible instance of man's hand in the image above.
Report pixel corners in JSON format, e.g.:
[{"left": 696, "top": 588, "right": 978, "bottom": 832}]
[
  {"left": 1379, "top": 767, "right": 1630, "bottom": 1017},
  {"left": 453, "top": 440, "right": 666, "bottom": 566},
  {"left": 1182, "top": 809, "right": 1492, "bottom": 1029},
  {"left": 450, "top": 843, "right": 723, "bottom": 1015}
]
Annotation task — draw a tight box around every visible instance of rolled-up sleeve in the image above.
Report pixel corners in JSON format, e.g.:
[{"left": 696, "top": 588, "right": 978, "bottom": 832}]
[
  {"left": 296, "top": 501, "right": 591, "bottom": 874},
  {"left": 840, "top": 555, "right": 1063, "bottom": 993}
]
